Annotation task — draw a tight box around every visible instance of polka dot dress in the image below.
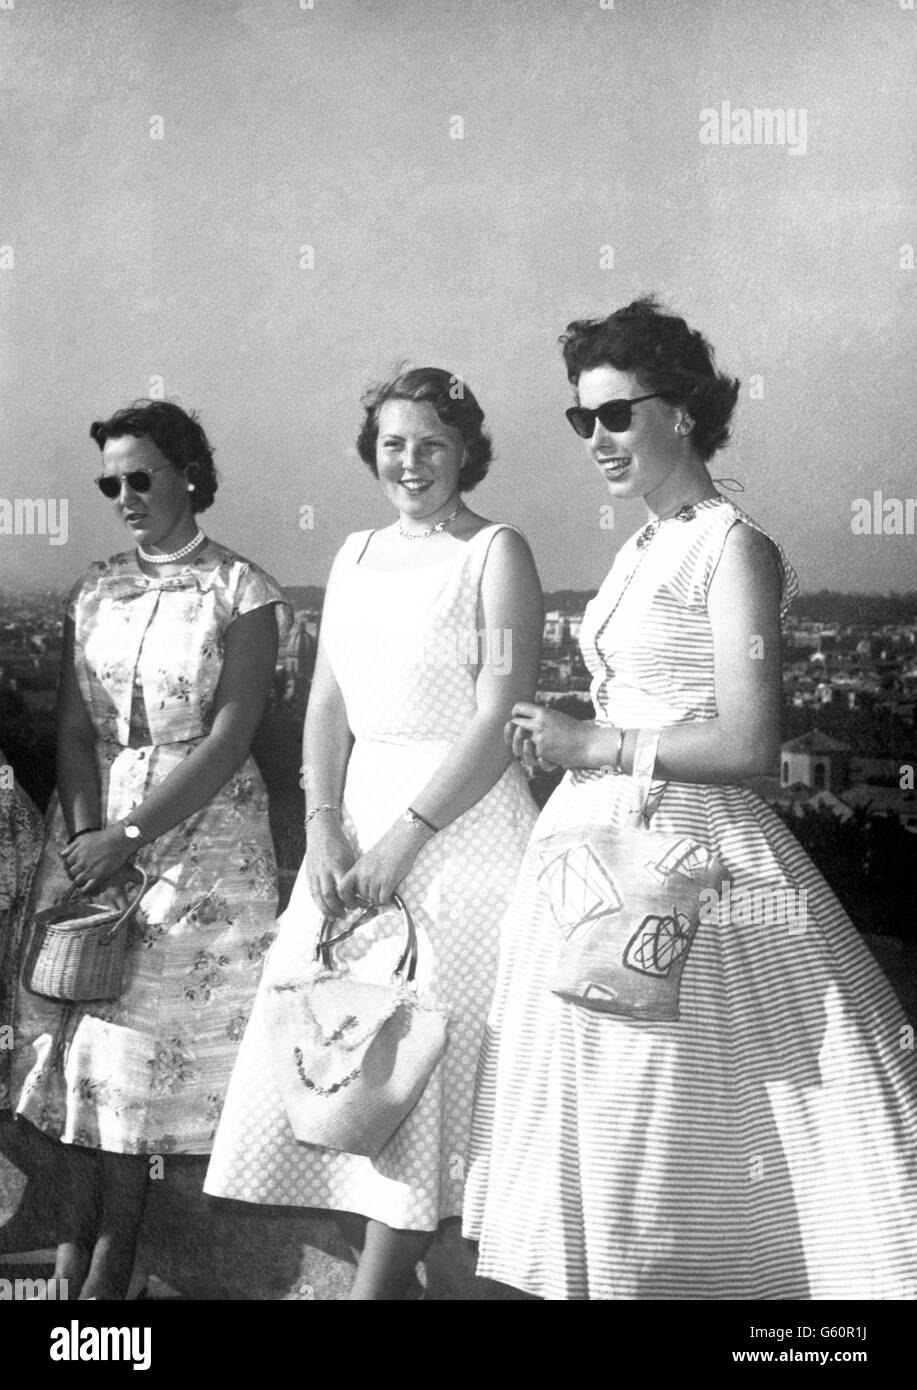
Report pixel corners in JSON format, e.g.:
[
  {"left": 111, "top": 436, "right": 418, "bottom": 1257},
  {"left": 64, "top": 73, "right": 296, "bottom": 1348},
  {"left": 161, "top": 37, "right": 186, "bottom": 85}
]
[{"left": 204, "top": 526, "right": 538, "bottom": 1230}]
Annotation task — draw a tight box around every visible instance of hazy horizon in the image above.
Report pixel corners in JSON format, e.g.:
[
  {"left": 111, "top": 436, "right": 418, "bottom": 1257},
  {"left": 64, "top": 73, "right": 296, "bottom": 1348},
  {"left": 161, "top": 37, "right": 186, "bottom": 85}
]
[
  {"left": 4, "top": 575, "right": 917, "bottom": 605},
  {"left": 3, "top": 0, "right": 915, "bottom": 597}
]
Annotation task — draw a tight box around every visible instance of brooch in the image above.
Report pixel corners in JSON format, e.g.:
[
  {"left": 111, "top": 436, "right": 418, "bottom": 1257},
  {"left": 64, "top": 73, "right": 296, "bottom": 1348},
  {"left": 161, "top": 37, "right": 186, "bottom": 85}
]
[{"left": 635, "top": 504, "right": 697, "bottom": 549}]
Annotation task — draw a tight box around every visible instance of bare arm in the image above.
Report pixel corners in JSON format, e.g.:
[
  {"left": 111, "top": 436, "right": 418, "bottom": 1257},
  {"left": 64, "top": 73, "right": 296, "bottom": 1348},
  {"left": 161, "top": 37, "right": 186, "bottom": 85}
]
[
  {"left": 652, "top": 522, "right": 783, "bottom": 779},
  {"left": 62, "top": 604, "right": 281, "bottom": 892},
  {"left": 339, "top": 528, "right": 543, "bottom": 908},
  {"left": 512, "top": 523, "right": 784, "bottom": 785},
  {"left": 301, "top": 635, "right": 357, "bottom": 918},
  {"left": 301, "top": 640, "right": 355, "bottom": 812},
  {"left": 408, "top": 529, "right": 543, "bottom": 825},
  {"left": 56, "top": 617, "right": 103, "bottom": 837}
]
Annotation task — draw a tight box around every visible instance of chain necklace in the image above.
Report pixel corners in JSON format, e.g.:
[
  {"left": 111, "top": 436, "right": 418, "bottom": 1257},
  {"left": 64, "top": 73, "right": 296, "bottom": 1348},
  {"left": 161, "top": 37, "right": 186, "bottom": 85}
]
[
  {"left": 137, "top": 528, "right": 206, "bottom": 564},
  {"left": 594, "top": 497, "right": 725, "bottom": 660},
  {"left": 397, "top": 499, "right": 466, "bottom": 540},
  {"left": 635, "top": 499, "right": 719, "bottom": 549}
]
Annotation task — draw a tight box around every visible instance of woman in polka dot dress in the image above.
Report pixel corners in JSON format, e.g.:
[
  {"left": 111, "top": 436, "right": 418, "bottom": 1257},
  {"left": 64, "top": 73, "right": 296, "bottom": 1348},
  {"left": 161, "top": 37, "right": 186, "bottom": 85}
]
[{"left": 205, "top": 367, "right": 542, "bottom": 1298}]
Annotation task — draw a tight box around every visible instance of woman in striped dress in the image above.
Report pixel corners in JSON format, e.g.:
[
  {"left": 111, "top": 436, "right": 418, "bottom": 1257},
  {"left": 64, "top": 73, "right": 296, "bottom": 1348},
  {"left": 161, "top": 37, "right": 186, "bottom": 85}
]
[{"left": 462, "top": 297, "right": 917, "bottom": 1300}]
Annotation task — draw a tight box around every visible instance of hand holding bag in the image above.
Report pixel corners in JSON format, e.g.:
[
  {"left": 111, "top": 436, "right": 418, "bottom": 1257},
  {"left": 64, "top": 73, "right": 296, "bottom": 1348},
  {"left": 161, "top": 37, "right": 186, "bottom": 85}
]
[
  {"left": 22, "top": 869, "right": 150, "bottom": 1003},
  {"left": 265, "top": 892, "right": 449, "bottom": 1158},
  {"left": 540, "top": 730, "right": 726, "bottom": 1020}
]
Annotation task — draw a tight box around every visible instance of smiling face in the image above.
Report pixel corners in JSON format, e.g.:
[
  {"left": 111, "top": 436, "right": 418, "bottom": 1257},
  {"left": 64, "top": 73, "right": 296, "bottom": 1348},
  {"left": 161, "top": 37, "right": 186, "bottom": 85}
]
[
  {"left": 100, "top": 434, "right": 197, "bottom": 554},
  {"left": 375, "top": 398, "right": 465, "bottom": 529},
  {"left": 575, "top": 365, "right": 692, "bottom": 515}
]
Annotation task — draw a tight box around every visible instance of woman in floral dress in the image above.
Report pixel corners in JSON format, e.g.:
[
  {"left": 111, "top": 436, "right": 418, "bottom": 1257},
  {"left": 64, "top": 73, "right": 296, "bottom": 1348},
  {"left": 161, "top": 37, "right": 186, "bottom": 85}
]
[
  {"left": 0, "top": 752, "right": 42, "bottom": 1116},
  {"left": 10, "top": 399, "right": 290, "bottom": 1299},
  {"left": 0, "top": 753, "right": 43, "bottom": 1251}
]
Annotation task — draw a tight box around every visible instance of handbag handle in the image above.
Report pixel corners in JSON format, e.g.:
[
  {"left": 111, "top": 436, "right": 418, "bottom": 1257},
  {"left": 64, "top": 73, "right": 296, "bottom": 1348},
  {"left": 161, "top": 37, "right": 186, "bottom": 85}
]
[
  {"left": 629, "top": 729, "right": 668, "bottom": 826},
  {"left": 60, "top": 867, "right": 150, "bottom": 940},
  {"left": 315, "top": 892, "right": 418, "bottom": 983}
]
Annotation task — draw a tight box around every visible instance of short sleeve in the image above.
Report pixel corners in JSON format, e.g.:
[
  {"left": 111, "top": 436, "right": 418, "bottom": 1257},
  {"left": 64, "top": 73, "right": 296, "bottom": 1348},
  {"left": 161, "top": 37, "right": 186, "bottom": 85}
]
[
  {"left": 230, "top": 561, "right": 294, "bottom": 642},
  {"left": 64, "top": 561, "right": 106, "bottom": 623}
]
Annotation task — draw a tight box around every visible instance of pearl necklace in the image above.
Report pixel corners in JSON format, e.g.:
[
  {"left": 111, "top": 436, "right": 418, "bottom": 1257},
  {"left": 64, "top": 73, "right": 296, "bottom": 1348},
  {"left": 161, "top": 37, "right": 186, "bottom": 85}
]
[
  {"left": 137, "top": 528, "right": 206, "bottom": 564},
  {"left": 398, "top": 499, "right": 466, "bottom": 540}
]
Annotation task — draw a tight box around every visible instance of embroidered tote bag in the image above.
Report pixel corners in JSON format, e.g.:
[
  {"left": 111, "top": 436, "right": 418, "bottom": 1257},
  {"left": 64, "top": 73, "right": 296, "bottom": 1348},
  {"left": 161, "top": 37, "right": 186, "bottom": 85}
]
[{"left": 539, "top": 730, "right": 726, "bottom": 1020}]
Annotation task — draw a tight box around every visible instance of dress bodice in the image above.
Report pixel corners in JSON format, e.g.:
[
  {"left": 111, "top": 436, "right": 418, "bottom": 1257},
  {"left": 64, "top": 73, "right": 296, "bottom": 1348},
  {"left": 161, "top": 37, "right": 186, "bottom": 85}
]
[
  {"left": 67, "top": 542, "right": 292, "bottom": 747},
  {"left": 578, "top": 497, "right": 798, "bottom": 729},
  {"left": 321, "top": 525, "right": 519, "bottom": 743}
]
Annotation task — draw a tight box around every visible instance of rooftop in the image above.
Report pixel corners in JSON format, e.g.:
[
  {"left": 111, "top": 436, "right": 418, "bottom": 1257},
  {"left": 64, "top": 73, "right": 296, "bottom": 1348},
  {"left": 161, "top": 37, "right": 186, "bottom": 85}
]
[{"left": 782, "top": 730, "right": 851, "bottom": 755}]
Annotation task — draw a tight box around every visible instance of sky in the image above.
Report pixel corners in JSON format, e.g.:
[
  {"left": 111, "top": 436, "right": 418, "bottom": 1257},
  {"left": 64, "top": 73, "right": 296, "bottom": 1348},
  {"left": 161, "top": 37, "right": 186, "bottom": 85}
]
[{"left": 2, "top": 0, "right": 916, "bottom": 596}]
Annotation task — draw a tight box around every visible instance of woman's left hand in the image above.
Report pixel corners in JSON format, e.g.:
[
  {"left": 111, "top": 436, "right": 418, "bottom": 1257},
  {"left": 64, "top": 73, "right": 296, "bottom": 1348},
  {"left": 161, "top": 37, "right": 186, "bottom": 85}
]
[
  {"left": 337, "top": 823, "right": 424, "bottom": 911},
  {"left": 60, "top": 827, "right": 134, "bottom": 894},
  {"left": 506, "top": 702, "right": 595, "bottom": 772}
]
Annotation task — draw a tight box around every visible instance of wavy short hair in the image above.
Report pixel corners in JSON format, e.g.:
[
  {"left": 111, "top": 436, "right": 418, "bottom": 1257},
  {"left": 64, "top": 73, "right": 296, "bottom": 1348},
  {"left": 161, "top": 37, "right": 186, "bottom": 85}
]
[
  {"left": 89, "top": 399, "right": 218, "bottom": 513},
  {"left": 356, "top": 366, "right": 493, "bottom": 491},
  {"left": 559, "top": 297, "right": 740, "bottom": 461}
]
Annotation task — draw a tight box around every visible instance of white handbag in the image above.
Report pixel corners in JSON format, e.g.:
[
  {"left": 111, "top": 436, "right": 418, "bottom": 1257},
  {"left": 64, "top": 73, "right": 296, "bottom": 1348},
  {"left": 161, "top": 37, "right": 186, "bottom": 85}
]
[{"left": 265, "top": 893, "right": 449, "bottom": 1158}]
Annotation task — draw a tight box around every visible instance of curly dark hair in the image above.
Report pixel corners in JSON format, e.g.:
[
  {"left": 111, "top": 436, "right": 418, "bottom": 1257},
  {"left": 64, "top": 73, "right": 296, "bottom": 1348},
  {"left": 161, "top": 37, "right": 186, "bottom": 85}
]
[
  {"left": 559, "top": 296, "right": 740, "bottom": 461},
  {"left": 89, "top": 399, "right": 218, "bottom": 513},
  {"left": 356, "top": 366, "right": 493, "bottom": 491}
]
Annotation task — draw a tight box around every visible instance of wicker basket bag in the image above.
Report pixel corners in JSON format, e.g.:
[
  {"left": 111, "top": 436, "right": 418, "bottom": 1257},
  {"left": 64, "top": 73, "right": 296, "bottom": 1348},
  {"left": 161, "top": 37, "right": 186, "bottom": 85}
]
[{"left": 22, "top": 869, "right": 149, "bottom": 1003}]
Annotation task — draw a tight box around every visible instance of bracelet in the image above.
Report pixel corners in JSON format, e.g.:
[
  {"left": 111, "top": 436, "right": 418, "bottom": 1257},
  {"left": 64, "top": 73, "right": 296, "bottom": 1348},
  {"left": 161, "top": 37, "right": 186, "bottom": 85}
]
[
  {"left": 612, "top": 728, "right": 626, "bottom": 776},
  {"left": 303, "top": 804, "right": 340, "bottom": 829},
  {"left": 403, "top": 806, "right": 439, "bottom": 836},
  {"left": 67, "top": 826, "right": 101, "bottom": 843}
]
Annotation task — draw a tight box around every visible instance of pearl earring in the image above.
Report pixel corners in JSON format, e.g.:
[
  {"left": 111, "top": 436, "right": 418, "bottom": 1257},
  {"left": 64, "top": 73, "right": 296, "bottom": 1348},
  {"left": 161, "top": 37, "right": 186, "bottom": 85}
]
[{"left": 187, "top": 483, "right": 195, "bottom": 492}]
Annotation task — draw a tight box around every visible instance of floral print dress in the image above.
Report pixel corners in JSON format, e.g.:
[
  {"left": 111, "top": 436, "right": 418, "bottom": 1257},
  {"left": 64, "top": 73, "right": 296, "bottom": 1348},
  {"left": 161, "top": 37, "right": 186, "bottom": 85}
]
[
  {"left": 0, "top": 753, "right": 43, "bottom": 1114},
  {"left": 11, "top": 542, "right": 291, "bottom": 1155}
]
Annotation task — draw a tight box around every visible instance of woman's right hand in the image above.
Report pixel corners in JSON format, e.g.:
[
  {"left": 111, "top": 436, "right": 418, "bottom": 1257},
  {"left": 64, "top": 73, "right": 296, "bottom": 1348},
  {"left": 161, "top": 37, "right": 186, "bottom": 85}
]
[{"left": 305, "top": 817, "right": 357, "bottom": 919}]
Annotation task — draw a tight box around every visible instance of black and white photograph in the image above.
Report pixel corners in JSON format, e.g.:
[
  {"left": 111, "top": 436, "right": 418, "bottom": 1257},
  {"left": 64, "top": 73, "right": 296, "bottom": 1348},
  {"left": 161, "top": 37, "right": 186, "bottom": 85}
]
[{"left": 1, "top": 0, "right": 915, "bottom": 1359}]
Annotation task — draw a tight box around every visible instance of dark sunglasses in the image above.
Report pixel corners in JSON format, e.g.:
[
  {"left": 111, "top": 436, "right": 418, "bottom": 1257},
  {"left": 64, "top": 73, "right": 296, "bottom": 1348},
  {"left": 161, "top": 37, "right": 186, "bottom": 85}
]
[
  {"left": 95, "top": 462, "right": 175, "bottom": 499},
  {"left": 565, "top": 392, "right": 661, "bottom": 439}
]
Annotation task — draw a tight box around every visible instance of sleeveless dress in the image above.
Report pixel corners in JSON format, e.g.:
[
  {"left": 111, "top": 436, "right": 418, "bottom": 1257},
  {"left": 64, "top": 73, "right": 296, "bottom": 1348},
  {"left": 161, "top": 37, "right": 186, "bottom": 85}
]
[
  {"left": 204, "top": 524, "right": 538, "bottom": 1230},
  {"left": 10, "top": 542, "right": 292, "bottom": 1155},
  {"left": 462, "top": 497, "right": 917, "bottom": 1301}
]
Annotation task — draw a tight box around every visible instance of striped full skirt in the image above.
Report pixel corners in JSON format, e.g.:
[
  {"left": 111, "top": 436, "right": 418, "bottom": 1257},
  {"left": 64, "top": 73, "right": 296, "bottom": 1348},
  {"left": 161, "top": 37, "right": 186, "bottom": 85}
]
[{"left": 462, "top": 768, "right": 917, "bottom": 1301}]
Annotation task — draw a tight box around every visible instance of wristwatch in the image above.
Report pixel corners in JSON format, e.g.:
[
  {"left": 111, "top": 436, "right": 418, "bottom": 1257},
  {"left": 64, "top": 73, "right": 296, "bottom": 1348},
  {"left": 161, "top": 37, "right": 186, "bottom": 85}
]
[{"left": 121, "top": 820, "right": 143, "bottom": 843}]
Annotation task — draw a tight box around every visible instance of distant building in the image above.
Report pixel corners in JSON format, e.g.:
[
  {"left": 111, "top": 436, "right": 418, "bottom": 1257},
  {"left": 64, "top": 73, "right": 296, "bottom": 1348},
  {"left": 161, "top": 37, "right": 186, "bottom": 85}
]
[
  {"left": 785, "top": 625, "right": 822, "bottom": 651},
  {"left": 542, "top": 612, "right": 568, "bottom": 649},
  {"left": 780, "top": 730, "right": 851, "bottom": 794},
  {"left": 278, "top": 610, "right": 318, "bottom": 707},
  {"left": 841, "top": 784, "right": 917, "bottom": 835}
]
